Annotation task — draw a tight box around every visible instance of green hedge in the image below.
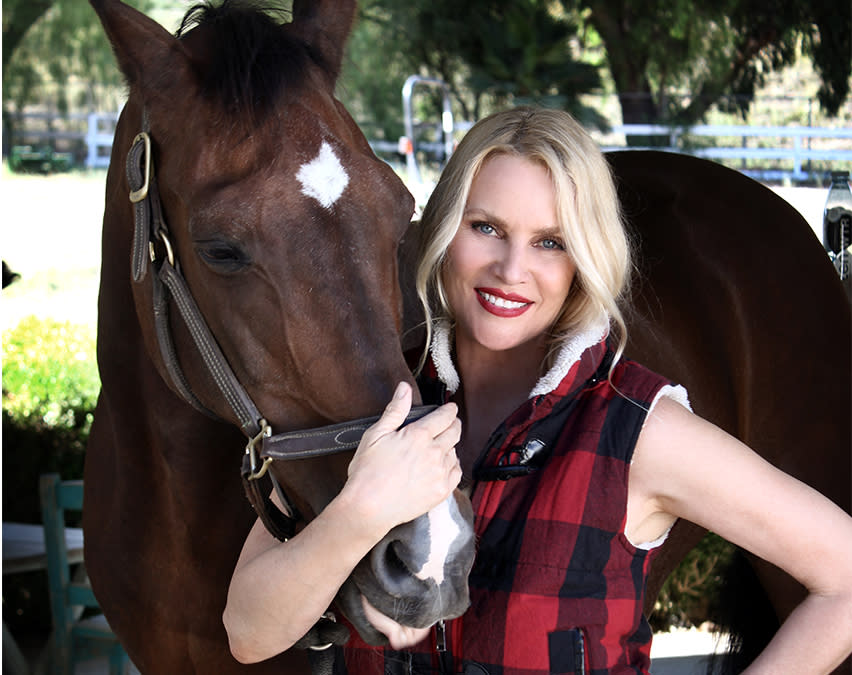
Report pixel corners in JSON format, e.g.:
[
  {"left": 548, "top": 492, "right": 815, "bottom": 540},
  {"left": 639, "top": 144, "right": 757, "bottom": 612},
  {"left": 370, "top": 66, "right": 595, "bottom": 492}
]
[
  {"left": 2, "top": 316, "right": 100, "bottom": 632},
  {"left": 2, "top": 316, "right": 99, "bottom": 523}
]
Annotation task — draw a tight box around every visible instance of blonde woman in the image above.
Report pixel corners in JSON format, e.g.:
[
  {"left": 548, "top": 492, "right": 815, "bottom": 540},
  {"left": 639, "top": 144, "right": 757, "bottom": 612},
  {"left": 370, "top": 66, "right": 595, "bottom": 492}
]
[{"left": 226, "top": 108, "right": 852, "bottom": 674}]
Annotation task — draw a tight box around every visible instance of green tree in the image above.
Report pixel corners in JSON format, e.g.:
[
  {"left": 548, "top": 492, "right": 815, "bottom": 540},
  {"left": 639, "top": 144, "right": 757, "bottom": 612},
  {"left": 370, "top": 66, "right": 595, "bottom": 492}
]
[
  {"left": 339, "top": 2, "right": 415, "bottom": 143},
  {"left": 346, "top": 0, "right": 849, "bottom": 145},
  {"left": 2, "top": 0, "right": 53, "bottom": 73},
  {"left": 2, "top": 0, "right": 155, "bottom": 114},
  {"left": 343, "top": 0, "right": 606, "bottom": 141},
  {"left": 574, "top": 0, "right": 851, "bottom": 138}
]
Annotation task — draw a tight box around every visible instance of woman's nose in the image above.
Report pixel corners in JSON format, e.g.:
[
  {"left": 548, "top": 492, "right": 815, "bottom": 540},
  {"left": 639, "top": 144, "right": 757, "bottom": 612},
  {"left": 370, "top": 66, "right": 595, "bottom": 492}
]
[{"left": 493, "top": 242, "right": 529, "bottom": 284}]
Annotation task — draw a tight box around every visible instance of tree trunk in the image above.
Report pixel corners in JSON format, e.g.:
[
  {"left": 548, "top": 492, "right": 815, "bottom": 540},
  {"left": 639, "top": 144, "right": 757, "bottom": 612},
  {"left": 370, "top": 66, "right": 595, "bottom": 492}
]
[
  {"left": 617, "top": 90, "right": 669, "bottom": 147},
  {"left": 582, "top": 0, "right": 669, "bottom": 147}
]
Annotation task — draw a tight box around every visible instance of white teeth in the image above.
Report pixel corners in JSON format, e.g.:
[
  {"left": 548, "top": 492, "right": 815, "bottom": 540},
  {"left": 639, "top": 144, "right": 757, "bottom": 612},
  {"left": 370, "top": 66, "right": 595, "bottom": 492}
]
[{"left": 479, "top": 291, "right": 527, "bottom": 309}]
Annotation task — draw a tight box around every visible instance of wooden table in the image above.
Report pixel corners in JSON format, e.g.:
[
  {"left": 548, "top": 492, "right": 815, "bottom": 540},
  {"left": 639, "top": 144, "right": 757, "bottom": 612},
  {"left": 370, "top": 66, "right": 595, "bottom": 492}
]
[
  {"left": 3, "top": 522, "right": 84, "bottom": 574},
  {"left": 2, "top": 522, "right": 85, "bottom": 675}
]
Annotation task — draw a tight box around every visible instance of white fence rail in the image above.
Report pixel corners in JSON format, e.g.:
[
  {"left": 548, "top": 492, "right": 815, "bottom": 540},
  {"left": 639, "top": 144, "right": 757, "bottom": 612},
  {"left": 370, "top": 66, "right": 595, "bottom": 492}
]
[
  {"left": 6, "top": 111, "right": 850, "bottom": 181},
  {"left": 85, "top": 112, "right": 119, "bottom": 168},
  {"left": 597, "top": 124, "right": 852, "bottom": 182},
  {"left": 5, "top": 111, "right": 119, "bottom": 169}
]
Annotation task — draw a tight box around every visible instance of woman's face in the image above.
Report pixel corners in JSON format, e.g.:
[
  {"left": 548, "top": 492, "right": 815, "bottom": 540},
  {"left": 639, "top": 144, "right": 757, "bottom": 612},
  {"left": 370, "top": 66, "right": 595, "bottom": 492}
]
[{"left": 442, "top": 154, "right": 577, "bottom": 357}]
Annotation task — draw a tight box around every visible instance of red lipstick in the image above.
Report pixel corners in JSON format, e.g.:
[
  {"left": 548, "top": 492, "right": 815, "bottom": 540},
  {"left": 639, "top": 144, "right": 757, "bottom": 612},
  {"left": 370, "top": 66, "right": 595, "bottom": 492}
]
[{"left": 475, "top": 287, "right": 532, "bottom": 318}]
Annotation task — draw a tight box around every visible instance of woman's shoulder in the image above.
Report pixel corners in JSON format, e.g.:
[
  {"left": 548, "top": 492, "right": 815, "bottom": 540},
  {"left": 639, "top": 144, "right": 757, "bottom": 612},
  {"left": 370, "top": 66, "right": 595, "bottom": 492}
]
[{"left": 602, "top": 355, "right": 682, "bottom": 409}]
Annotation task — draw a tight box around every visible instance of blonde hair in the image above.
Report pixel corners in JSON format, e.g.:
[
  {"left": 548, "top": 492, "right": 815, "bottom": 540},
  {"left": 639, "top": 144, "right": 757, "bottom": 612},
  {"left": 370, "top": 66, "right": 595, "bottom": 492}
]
[{"left": 415, "top": 106, "right": 632, "bottom": 373}]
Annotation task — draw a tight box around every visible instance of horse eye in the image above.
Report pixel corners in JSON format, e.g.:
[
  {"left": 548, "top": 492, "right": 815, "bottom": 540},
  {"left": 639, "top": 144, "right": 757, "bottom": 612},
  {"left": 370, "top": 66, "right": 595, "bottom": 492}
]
[{"left": 196, "top": 241, "right": 250, "bottom": 272}]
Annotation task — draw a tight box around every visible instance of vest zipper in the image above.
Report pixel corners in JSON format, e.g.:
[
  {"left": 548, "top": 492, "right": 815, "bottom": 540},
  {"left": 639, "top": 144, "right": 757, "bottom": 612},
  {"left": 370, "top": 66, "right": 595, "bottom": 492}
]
[
  {"left": 434, "top": 618, "right": 460, "bottom": 674},
  {"left": 435, "top": 619, "right": 446, "bottom": 652}
]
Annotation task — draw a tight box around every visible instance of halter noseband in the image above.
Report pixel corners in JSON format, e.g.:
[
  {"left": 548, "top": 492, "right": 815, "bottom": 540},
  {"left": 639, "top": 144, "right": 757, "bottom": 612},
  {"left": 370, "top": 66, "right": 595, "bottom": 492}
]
[{"left": 126, "top": 130, "right": 434, "bottom": 542}]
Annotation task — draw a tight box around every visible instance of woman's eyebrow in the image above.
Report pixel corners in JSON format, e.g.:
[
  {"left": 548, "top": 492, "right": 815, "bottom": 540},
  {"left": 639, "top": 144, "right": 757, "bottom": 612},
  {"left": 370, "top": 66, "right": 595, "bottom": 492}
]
[
  {"left": 463, "top": 206, "right": 501, "bottom": 223},
  {"left": 465, "top": 206, "right": 561, "bottom": 238}
]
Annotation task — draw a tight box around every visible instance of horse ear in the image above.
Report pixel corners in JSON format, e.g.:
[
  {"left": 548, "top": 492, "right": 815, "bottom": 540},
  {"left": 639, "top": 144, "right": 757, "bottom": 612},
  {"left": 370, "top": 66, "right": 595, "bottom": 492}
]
[
  {"left": 90, "top": 0, "right": 195, "bottom": 104},
  {"left": 290, "top": 0, "right": 356, "bottom": 81}
]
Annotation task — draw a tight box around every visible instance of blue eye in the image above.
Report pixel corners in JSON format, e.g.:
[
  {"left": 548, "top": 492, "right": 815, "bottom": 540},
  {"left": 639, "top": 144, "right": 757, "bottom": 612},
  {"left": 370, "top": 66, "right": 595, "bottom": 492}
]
[
  {"left": 473, "top": 222, "right": 496, "bottom": 236},
  {"left": 540, "top": 238, "right": 564, "bottom": 250}
]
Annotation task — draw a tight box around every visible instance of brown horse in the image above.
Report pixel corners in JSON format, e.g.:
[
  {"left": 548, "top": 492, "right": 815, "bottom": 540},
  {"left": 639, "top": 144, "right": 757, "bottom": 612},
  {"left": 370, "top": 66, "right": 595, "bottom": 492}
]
[{"left": 84, "top": 1, "right": 474, "bottom": 673}]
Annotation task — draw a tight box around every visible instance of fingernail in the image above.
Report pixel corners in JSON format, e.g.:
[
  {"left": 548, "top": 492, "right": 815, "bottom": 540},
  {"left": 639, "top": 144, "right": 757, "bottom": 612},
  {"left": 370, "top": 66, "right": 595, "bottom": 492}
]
[{"left": 395, "top": 382, "right": 408, "bottom": 399}]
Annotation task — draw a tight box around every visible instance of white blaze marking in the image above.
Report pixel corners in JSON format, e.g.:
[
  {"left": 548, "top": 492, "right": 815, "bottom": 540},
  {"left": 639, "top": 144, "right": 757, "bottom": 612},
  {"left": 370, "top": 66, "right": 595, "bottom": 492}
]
[
  {"left": 414, "top": 497, "right": 461, "bottom": 586},
  {"left": 296, "top": 141, "right": 349, "bottom": 208}
]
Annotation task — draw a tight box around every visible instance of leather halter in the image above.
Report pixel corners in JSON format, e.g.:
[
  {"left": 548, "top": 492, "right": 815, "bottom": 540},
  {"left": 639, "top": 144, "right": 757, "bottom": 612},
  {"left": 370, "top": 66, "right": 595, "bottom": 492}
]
[{"left": 125, "top": 130, "right": 434, "bottom": 541}]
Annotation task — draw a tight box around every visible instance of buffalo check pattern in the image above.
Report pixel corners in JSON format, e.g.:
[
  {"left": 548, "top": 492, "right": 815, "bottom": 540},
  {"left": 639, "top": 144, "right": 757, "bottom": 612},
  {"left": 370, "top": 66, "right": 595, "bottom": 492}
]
[{"left": 341, "top": 339, "right": 678, "bottom": 675}]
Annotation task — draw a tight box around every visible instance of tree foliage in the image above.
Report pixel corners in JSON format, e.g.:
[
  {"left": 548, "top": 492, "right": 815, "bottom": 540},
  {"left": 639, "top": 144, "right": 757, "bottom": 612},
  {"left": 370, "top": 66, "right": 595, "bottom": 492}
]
[
  {"left": 342, "top": 0, "right": 849, "bottom": 145},
  {"left": 2, "top": 0, "right": 53, "bottom": 73},
  {"left": 342, "top": 0, "right": 606, "bottom": 141},
  {"left": 574, "top": 0, "right": 851, "bottom": 128},
  {"left": 3, "top": 0, "right": 849, "bottom": 145},
  {"left": 2, "top": 0, "right": 154, "bottom": 113}
]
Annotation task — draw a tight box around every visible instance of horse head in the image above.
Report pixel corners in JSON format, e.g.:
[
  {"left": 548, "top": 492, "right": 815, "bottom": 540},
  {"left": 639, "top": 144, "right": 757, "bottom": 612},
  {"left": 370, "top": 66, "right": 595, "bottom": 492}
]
[{"left": 90, "top": 0, "right": 474, "bottom": 656}]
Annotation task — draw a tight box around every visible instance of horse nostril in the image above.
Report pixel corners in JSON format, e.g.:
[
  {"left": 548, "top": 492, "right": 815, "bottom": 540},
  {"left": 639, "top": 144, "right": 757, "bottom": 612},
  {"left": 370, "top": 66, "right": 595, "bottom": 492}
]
[
  {"left": 360, "top": 520, "right": 436, "bottom": 604},
  {"left": 373, "top": 535, "right": 425, "bottom": 587},
  {"left": 348, "top": 501, "right": 475, "bottom": 638},
  {"left": 384, "top": 541, "right": 414, "bottom": 584}
]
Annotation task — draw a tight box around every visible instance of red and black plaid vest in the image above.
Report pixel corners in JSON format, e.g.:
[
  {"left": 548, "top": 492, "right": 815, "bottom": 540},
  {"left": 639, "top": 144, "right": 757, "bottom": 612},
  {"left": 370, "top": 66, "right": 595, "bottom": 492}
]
[{"left": 339, "top": 338, "right": 677, "bottom": 675}]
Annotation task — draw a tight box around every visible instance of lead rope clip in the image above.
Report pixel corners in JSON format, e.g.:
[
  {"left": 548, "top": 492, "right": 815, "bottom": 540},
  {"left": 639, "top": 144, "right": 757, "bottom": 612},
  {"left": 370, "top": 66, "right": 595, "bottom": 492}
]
[
  {"left": 245, "top": 420, "right": 272, "bottom": 480},
  {"left": 308, "top": 612, "right": 337, "bottom": 651}
]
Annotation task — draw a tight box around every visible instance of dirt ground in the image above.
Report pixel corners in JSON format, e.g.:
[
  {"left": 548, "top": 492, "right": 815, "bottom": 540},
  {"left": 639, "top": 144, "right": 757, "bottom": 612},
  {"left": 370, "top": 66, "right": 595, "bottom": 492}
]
[{"left": 2, "top": 170, "right": 106, "bottom": 331}]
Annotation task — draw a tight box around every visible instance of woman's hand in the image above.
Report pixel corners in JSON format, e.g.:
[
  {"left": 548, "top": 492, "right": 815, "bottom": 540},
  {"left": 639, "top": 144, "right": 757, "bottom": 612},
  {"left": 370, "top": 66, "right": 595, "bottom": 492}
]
[
  {"left": 343, "top": 382, "right": 463, "bottom": 536},
  {"left": 225, "top": 383, "right": 461, "bottom": 664},
  {"left": 361, "top": 595, "right": 431, "bottom": 650}
]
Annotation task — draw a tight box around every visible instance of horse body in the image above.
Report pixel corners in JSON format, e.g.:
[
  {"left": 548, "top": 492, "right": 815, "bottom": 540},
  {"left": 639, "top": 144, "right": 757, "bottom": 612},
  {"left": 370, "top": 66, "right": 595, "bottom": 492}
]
[
  {"left": 611, "top": 151, "right": 851, "bottom": 671},
  {"left": 85, "top": 1, "right": 473, "bottom": 672}
]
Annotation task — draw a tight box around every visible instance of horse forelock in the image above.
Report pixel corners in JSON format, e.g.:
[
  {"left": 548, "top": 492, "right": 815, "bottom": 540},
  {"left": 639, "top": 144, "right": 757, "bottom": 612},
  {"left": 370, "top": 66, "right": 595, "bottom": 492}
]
[{"left": 176, "top": 0, "right": 330, "bottom": 119}]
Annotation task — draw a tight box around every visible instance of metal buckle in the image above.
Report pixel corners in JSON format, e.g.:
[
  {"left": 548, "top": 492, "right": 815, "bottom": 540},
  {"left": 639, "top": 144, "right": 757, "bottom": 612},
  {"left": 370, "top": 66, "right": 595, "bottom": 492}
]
[
  {"left": 308, "top": 642, "right": 334, "bottom": 651},
  {"left": 150, "top": 229, "right": 175, "bottom": 266},
  {"left": 129, "top": 132, "right": 152, "bottom": 204},
  {"left": 246, "top": 420, "right": 273, "bottom": 481}
]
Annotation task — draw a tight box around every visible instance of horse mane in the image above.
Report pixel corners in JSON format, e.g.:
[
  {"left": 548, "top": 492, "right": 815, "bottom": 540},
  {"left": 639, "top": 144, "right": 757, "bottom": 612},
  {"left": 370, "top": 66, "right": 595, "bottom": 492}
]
[{"left": 176, "top": 0, "right": 329, "bottom": 117}]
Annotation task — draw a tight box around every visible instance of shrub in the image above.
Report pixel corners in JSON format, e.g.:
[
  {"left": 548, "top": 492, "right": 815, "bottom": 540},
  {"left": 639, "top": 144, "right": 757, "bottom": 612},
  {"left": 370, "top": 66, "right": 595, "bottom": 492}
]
[
  {"left": 2, "top": 316, "right": 99, "bottom": 523},
  {"left": 3, "top": 316, "right": 99, "bottom": 426},
  {"left": 2, "top": 317, "right": 100, "bottom": 632}
]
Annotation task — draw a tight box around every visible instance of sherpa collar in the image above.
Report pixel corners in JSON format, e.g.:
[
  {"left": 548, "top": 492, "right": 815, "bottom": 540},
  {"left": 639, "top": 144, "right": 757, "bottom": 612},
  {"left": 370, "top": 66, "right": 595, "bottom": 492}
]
[{"left": 429, "top": 316, "right": 610, "bottom": 398}]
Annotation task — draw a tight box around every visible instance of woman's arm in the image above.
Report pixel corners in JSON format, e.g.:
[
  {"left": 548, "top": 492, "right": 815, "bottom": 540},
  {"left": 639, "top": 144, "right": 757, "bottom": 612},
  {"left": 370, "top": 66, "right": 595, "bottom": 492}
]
[
  {"left": 632, "top": 397, "right": 852, "bottom": 674},
  {"left": 223, "top": 382, "right": 462, "bottom": 663}
]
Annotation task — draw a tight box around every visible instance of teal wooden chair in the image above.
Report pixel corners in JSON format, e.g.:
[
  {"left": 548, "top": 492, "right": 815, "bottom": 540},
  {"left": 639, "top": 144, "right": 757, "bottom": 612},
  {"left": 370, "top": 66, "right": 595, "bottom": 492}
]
[{"left": 39, "top": 474, "right": 129, "bottom": 675}]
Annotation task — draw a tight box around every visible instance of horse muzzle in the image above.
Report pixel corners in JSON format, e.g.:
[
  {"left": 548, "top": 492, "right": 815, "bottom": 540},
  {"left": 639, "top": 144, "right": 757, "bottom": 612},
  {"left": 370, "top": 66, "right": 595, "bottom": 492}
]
[{"left": 341, "top": 492, "right": 475, "bottom": 646}]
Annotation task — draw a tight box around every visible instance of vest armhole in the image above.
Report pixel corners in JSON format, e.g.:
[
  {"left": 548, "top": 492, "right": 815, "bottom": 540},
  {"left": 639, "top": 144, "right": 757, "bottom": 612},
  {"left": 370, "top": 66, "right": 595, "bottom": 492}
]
[
  {"left": 641, "top": 384, "right": 692, "bottom": 430},
  {"left": 626, "top": 384, "right": 690, "bottom": 550}
]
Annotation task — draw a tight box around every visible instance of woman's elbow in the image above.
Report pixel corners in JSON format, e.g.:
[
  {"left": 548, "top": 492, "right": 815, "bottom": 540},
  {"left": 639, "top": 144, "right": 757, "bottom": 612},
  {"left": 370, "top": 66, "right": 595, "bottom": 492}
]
[
  {"left": 223, "top": 605, "right": 259, "bottom": 664},
  {"left": 222, "top": 603, "right": 296, "bottom": 664}
]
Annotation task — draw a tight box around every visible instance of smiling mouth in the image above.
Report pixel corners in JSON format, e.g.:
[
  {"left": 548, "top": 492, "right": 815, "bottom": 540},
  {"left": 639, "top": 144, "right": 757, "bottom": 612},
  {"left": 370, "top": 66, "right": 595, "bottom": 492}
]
[
  {"left": 475, "top": 289, "right": 532, "bottom": 317},
  {"left": 478, "top": 290, "right": 528, "bottom": 309}
]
